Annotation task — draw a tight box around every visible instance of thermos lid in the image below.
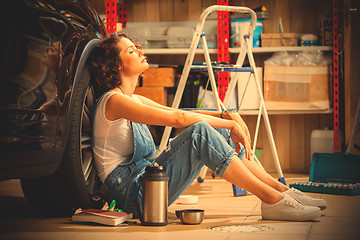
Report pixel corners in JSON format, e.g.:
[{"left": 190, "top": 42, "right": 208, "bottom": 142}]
[{"left": 144, "top": 162, "right": 169, "bottom": 181}]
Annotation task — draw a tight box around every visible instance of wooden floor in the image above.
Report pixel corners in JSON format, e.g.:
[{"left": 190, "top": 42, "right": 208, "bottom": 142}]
[{"left": 1, "top": 173, "right": 359, "bottom": 240}]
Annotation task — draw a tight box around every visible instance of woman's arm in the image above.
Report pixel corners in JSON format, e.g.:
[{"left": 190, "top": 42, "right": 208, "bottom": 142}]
[
  {"left": 135, "top": 94, "right": 175, "bottom": 111},
  {"left": 107, "top": 93, "right": 231, "bottom": 129},
  {"left": 107, "top": 93, "right": 251, "bottom": 158},
  {"left": 136, "top": 94, "right": 223, "bottom": 118},
  {"left": 191, "top": 109, "right": 222, "bottom": 118}
]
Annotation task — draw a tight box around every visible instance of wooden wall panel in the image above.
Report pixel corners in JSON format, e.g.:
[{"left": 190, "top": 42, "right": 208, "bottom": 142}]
[
  {"left": 304, "top": 114, "right": 321, "bottom": 171},
  {"left": 93, "top": 0, "right": 331, "bottom": 34},
  {"left": 274, "top": 115, "right": 291, "bottom": 170},
  {"left": 88, "top": 0, "right": 106, "bottom": 14},
  {"left": 268, "top": 0, "right": 291, "bottom": 33},
  {"left": 189, "top": 1, "right": 203, "bottom": 21},
  {"left": 259, "top": 118, "right": 273, "bottom": 171},
  {"left": 261, "top": 0, "right": 276, "bottom": 33},
  {"left": 174, "top": 0, "right": 190, "bottom": 21},
  {"left": 289, "top": 0, "right": 319, "bottom": 33},
  {"left": 317, "top": 0, "right": 333, "bottom": 18},
  {"left": 159, "top": 0, "right": 175, "bottom": 21},
  {"left": 290, "top": 115, "right": 306, "bottom": 171},
  {"left": 127, "top": 0, "right": 215, "bottom": 22},
  {"left": 231, "top": 0, "right": 262, "bottom": 9},
  {"left": 146, "top": 0, "right": 160, "bottom": 22},
  {"left": 127, "top": 1, "right": 147, "bottom": 22},
  {"left": 202, "top": 0, "right": 218, "bottom": 9}
]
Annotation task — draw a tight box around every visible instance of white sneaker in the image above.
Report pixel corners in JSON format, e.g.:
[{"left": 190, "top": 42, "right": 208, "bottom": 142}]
[
  {"left": 261, "top": 194, "right": 321, "bottom": 221},
  {"left": 285, "top": 187, "right": 327, "bottom": 210}
]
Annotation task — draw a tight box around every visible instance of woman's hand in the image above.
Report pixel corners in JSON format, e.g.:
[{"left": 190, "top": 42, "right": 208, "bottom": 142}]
[
  {"left": 230, "top": 122, "right": 252, "bottom": 161},
  {"left": 223, "top": 111, "right": 251, "bottom": 146}
]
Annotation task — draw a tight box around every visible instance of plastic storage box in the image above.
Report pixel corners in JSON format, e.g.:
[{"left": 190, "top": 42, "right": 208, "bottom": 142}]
[
  {"left": 230, "top": 19, "right": 263, "bottom": 48},
  {"left": 125, "top": 21, "right": 217, "bottom": 49},
  {"left": 264, "top": 65, "right": 330, "bottom": 110}
]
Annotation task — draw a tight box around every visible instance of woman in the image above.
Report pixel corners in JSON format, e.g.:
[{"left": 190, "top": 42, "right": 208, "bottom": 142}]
[{"left": 89, "top": 32, "right": 326, "bottom": 222}]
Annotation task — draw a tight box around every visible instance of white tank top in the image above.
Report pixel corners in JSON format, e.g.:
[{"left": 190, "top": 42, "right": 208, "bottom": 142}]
[{"left": 93, "top": 90, "right": 135, "bottom": 183}]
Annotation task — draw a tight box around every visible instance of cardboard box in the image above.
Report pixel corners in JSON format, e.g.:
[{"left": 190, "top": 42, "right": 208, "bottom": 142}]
[
  {"left": 261, "top": 33, "right": 299, "bottom": 47},
  {"left": 236, "top": 67, "right": 263, "bottom": 110},
  {"left": 264, "top": 65, "right": 330, "bottom": 110},
  {"left": 142, "top": 67, "right": 175, "bottom": 87},
  {"left": 134, "top": 87, "right": 168, "bottom": 105}
]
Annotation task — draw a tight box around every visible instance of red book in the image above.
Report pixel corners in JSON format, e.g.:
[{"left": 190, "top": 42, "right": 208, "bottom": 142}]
[{"left": 72, "top": 209, "right": 133, "bottom": 226}]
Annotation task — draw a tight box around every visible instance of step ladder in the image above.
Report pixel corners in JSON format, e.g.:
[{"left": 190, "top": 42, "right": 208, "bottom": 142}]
[{"left": 156, "top": 5, "right": 286, "bottom": 192}]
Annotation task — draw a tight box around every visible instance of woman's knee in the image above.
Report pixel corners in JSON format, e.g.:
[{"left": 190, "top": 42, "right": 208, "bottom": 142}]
[
  {"left": 194, "top": 121, "right": 219, "bottom": 132},
  {"left": 192, "top": 121, "right": 211, "bottom": 129},
  {"left": 190, "top": 121, "right": 217, "bottom": 137}
]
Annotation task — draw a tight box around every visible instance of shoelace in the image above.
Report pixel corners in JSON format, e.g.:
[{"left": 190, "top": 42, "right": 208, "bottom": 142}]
[
  {"left": 283, "top": 199, "right": 304, "bottom": 209},
  {"left": 290, "top": 187, "right": 306, "bottom": 196}
]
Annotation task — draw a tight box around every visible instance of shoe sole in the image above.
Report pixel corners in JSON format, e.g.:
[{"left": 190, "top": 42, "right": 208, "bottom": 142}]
[
  {"left": 262, "top": 209, "right": 321, "bottom": 222},
  {"left": 285, "top": 192, "right": 327, "bottom": 211}
]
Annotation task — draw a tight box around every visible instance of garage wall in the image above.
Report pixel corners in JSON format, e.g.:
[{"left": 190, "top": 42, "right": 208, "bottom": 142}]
[{"left": 89, "top": 0, "right": 334, "bottom": 173}]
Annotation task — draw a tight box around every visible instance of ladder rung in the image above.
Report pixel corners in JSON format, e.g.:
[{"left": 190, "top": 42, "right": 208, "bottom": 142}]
[
  {"left": 191, "top": 66, "right": 253, "bottom": 72},
  {"left": 180, "top": 108, "right": 238, "bottom": 111}
]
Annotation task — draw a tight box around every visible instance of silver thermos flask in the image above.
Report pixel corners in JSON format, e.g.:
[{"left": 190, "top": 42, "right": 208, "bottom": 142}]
[{"left": 141, "top": 162, "right": 169, "bottom": 226}]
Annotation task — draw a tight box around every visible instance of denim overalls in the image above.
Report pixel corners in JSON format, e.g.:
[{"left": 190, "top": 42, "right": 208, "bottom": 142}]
[{"left": 103, "top": 120, "right": 245, "bottom": 217}]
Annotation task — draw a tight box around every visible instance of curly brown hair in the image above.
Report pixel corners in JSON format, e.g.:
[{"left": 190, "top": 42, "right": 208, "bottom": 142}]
[{"left": 88, "top": 32, "right": 142, "bottom": 96}]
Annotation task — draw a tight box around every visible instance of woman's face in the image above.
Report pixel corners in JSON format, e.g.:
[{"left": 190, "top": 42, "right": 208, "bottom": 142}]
[
  {"left": 118, "top": 38, "right": 148, "bottom": 77},
  {"left": 42, "top": 41, "right": 63, "bottom": 73}
]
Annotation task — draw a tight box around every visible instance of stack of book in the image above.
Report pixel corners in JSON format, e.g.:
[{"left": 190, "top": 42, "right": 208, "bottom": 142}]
[{"left": 72, "top": 209, "right": 133, "bottom": 226}]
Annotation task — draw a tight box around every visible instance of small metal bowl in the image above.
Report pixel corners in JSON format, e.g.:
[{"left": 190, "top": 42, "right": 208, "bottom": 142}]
[{"left": 175, "top": 209, "right": 204, "bottom": 225}]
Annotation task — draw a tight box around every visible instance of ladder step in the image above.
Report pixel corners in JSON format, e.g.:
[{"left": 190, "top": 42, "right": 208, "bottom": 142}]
[
  {"left": 191, "top": 62, "right": 253, "bottom": 72},
  {"left": 180, "top": 108, "right": 238, "bottom": 111},
  {"left": 191, "top": 66, "right": 253, "bottom": 73}
]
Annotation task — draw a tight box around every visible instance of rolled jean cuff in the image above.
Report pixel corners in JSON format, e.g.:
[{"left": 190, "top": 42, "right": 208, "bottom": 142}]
[
  {"left": 214, "top": 149, "right": 236, "bottom": 177},
  {"left": 237, "top": 145, "right": 246, "bottom": 160}
]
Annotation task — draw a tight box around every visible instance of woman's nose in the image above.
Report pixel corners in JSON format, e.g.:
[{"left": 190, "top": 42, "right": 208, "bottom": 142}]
[{"left": 138, "top": 49, "right": 144, "bottom": 57}]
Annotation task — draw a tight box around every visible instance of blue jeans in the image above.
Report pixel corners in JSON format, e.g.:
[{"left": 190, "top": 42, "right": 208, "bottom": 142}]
[{"left": 104, "top": 121, "right": 245, "bottom": 217}]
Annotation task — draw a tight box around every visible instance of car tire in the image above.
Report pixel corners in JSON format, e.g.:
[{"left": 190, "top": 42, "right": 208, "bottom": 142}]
[{"left": 21, "top": 67, "right": 104, "bottom": 217}]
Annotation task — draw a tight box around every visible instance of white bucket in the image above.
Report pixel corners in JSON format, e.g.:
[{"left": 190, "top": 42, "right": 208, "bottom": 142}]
[{"left": 310, "top": 129, "right": 334, "bottom": 160}]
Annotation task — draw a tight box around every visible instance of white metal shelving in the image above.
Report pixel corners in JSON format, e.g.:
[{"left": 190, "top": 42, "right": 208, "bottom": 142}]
[
  {"left": 239, "top": 109, "right": 333, "bottom": 115},
  {"left": 237, "top": 46, "right": 332, "bottom": 53},
  {"left": 144, "top": 46, "right": 332, "bottom": 54},
  {"left": 144, "top": 48, "right": 217, "bottom": 54},
  {"left": 144, "top": 45, "right": 333, "bottom": 115}
]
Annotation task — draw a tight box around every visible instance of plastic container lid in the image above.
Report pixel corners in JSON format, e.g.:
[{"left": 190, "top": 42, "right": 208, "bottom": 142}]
[
  {"left": 230, "top": 19, "right": 263, "bottom": 24},
  {"left": 178, "top": 195, "right": 199, "bottom": 204}
]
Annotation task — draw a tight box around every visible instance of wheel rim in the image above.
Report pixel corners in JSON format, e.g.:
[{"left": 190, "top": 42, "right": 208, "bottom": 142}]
[{"left": 80, "top": 86, "right": 95, "bottom": 191}]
